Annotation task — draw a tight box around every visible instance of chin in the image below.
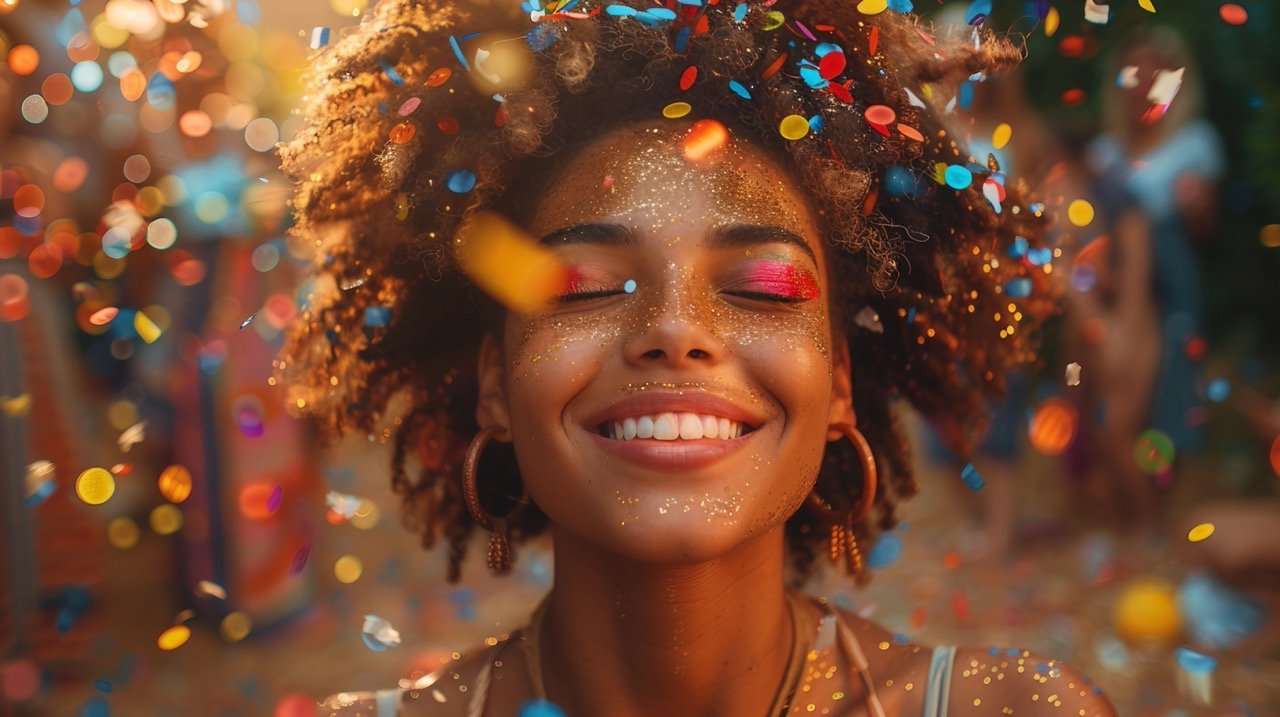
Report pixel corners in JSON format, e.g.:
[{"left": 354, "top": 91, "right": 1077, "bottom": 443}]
[{"left": 570, "top": 502, "right": 780, "bottom": 566}]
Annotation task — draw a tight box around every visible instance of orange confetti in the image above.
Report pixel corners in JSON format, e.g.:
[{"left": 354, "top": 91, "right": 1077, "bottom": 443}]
[
  {"left": 426, "top": 67, "right": 452, "bottom": 87},
  {"left": 682, "top": 118, "right": 729, "bottom": 163},
  {"left": 1029, "top": 398, "right": 1078, "bottom": 455},
  {"left": 897, "top": 124, "right": 925, "bottom": 142}
]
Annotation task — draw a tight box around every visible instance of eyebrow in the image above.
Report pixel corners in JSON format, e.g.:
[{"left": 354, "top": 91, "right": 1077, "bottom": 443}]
[{"left": 538, "top": 222, "right": 818, "bottom": 264}]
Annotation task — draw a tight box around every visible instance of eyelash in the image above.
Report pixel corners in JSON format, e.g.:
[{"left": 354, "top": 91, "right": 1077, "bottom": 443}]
[{"left": 556, "top": 286, "right": 806, "bottom": 304}]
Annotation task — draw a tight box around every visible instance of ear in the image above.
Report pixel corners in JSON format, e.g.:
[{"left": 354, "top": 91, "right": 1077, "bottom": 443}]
[
  {"left": 475, "top": 332, "right": 513, "bottom": 442},
  {"left": 826, "top": 335, "right": 856, "bottom": 441}
]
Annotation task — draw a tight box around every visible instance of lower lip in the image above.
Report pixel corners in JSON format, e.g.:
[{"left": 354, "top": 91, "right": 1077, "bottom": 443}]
[{"left": 584, "top": 427, "right": 759, "bottom": 471}]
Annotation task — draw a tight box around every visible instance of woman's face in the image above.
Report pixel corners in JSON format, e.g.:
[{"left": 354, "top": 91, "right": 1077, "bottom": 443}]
[{"left": 477, "top": 121, "right": 854, "bottom": 564}]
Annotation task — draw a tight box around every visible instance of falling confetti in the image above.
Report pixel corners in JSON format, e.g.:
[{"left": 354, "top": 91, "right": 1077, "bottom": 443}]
[
  {"left": 117, "top": 421, "right": 147, "bottom": 452},
  {"left": 682, "top": 119, "right": 729, "bottom": 162},
  {"left": 1029, "top": 398, "right": 1077, "bottom": 455},
  {"left": 158, "top": 465, "right": 193, "bottom": 504},
  {"left": 156, "top": 625, "right": 191, "bottom": 651},
  {"left": 453, "top": 211, "right": 569, "bottom": 314},
  {"left": 195, "top": 580, "right": 227, "bottom": 600},
  {"left": 360, "top": 615, "right": 402, "bottom": 652},
  {"left": 220, "top": 612, "right": 252, "bottom": 643},
  {"left": 1133, "top": 429, "right": 1175, "bottom": 475},
  {"left": 959, "top": 463, "right": 985, "bottom": 491},
  {"left": 76, "top": 467, "right": 116, "bottom": 506},
  {"left": 1186, "top": 523, "right": 1214, "bottom": 542},
  {"left": 1068, "top": 199, "right": 1095, "bottom": 227},
  {"left": 1065, "top": 362, "right": 1082, "bottom": 386}
]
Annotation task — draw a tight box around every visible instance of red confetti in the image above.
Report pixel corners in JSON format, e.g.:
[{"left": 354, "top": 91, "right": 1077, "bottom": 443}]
[
  {"left": 426, "top": 67, "right": 452, "bottom": 87},
  {"left": 827, "top": 81, "right": 853, "bottom": 103},
  {"left": 389, "top": 122, "right": 416, "bottom": 144},
  {"left": 1061, "top": 88, "right": 1086, "bottom": 106},
  {"left": 861, "top": 187, "right": 879, "bottom": 217},
  {"left": 761, "top": 52, "right": 788, "bottom": 80},
  {"left": 818, "top": 50, "right": 846, "bottom": 80},
  {"left": 436, "top": 114, "right": 460, "bottom": 135},
  {"left": 1219, "top": 3, "right": 1247, "bottom": 25},
  {"left": 864, "top": 104, "right": 896, "bottom": 126},
  {"left": 679, "top": 65, "right": 698, "bottom": 91},
  {"left": 869, "top": 26, "right": 879, "bottom": 56}
]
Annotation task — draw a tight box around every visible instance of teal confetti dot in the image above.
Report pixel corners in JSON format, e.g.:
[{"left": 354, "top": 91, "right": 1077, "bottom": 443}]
[
  {"left": 446, "top": 170, "right": 477, "bottom": 193},
  {"left": 623, "top": 279, "right": 636, "bottom": 294},
  {"left": 944, "top": 165, "right": 973, "bottom": 190}
]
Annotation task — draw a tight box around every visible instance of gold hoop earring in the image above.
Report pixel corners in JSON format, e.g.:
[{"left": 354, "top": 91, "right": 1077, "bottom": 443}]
[
  {"left": 462, "top": 425, "right": 529, "bottom": 574},
  {"left": 807, "top": 422, "right": 877, "bottom": 579}
]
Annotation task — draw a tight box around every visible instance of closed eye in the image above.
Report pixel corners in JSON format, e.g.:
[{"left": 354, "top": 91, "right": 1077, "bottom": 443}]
[
  {"left": 556, "top": 289, "right": 622, "bottom": 303},
  {"left": 723, "top": 290, "right": 807, "bottom": 305}
]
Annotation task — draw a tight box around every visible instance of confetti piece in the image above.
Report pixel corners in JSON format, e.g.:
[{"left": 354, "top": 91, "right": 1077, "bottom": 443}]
[
  {"left": 992, "top": 122, "right": 1012, "bottom": 150},
  {"left": 853, "top": 306, "right": 883, "bottom": 333},
  {"left": 361, "top": 615, "right": 402, "bottom": 652},
  {"left": 1067, "top": 199, "right": 1095, "bottom": 227},
  {"left": 662, "top": 101, "right": 692, "bottom": 119},
  {"left": 1261, "top": 224, "right": 1280, "bottom": 248},
  {"left": 1138, "top": 0, "right": 1156, "bottom": 12},
  {"left": 195, "top": 580, "right": 227, "bottom": 600},
  {"left": 454, "top": 211, "right": 568, "bottom": 314},
  {"left": 220, "top": 612, "right": 252, "bottom": 642},
  {"left": 1083, "top": 0, "right": 1110, "bottom": 24},
  {"left": 519, "top": 700, "right": 568, "bottom": 717},
  {"left": 856, "top": 0, "right": 887, "bottom": 14},
  {"left": 944, "top": 165, "right": 972, "bottom": 190},
  {"left": 681, "top": 118, "right": 729, "bottom": 162},
  {"left": 240, "top": 313, "right": 256, "bottom": 329},
  {"left": 334, "top": 555, "right": 364, "bottom": 584},
  {"left": 309, "top": 26, "right": 330, "bottom": 49},
  {"left": 76, "top": 467, "right": 115, "bottom": 505},
  {"left": 864, "top": 104, "right": 895, "bottom": 127},
  {"left": 897, "top": 124, "right": 924, "bottom": 142},
  {"left": 1206, "top": 377, "right": 1230, "bottom": 402},
  {"left": 1045, "top": 6, "right": 1060, "bottom": 35},
  {"left": 1065, "top": 362, "right": 1082, "bottom": 386},
  {"left": 326, "top": 490, "right": 363, "bottom": 519},
  {"left": 679, "top": 65, "right": 697, "bottom": 90},
  {"left": 865, "top": 531, "right": 902, "bottom": 568},
  {"left": 157, "top": 625, "right": 191, "bottom": 651},
  {"left": 779, "top": 114, "right": 810, "bottom": 141},
  {"left": 1219, "top": 3, "right": 1247, "bottom": 25},
  {"left": 134, "top": 311, "right": 161, "bottom": 343},
  {"left": 727, "top": 79, "right": 751, "bottom": 100},
  {"left": 1133, "top": 429, "right": 1175, "bottom": 475},
  {"left": 290, "top": 544, "right": 312, "bottom": 575},
  {"left": 1187, "top": 523, "right": 1214, "bottom": 542},
  {"left": 446, "top": 169, "right": 477, "bottom": 193},
  {"left": 960, "top": 463, "right": 985, "bottom": 491},
  {"left": 1029, "top": 398, "right": 1077, "bottom": 455},
  {"left": 390, "top": 122, "right": 417, "bottom": 144},
  {"left": 623, "top": 279, "right": 637, "bottom": 294}
]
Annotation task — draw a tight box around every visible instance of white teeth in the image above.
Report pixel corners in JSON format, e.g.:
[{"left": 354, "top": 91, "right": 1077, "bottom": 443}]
[
  {"left": 701, "top": 415, "right": 718, "bottom": 439},
  {"left": 652, "top": 413, "right": 679, "bottom": 440},
  {"left": 605, "top": 413, "right": 747, "bottom": 441}
]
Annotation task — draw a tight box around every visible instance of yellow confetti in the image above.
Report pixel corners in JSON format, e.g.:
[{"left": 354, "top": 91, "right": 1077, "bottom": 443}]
[
  {"left": 107, "top": 517, "right": 140, "bottom": 549},
  {"left": 334, "top": 555, "right": 363, "bottom": 584},
  {"left": 856, "top": 0, "right": 887, "bottom": 14},
  {"left": 992, "top": 123, "right": 1012, "bottom": 150},
  {"left": 157, "top": 625, "right": 191, "bottom": 651},
  {"left": 76, "top": 467, "right": 116, "bottom": 505},
  {"left": 453, "top": 211, "right": 568, "bottom": 314},
  {"left": 1187, "top": 523, "right": 1215, "bottom": 542},
  {"left": 220, "top": 612, "right": 252, "bottom": 642},
  {"left": 778, "top": 114, "right": 810, "bottom": 141},
  {"left": 158, "top": 464, "right": 193, "bottom": 504},
  {"left": 661, "top": 101, "right": 692, "bottom": 119},
  {"left": 134, "top": 310, "right": 161, "bottom": 343},
  {"left": 1138, "top": 0, "right": 1156, "bottom": 12},
  {"left": 350, "top": 499, "right": 381, "bottom": 531},
  {"left": 1, "top": 393, "right": 32, "bottom": 417},
  {"left": 1068, "top": 199, "right": 1095, "bottom": 227},
  {"left": 150, "top": 504, "right": 183, "bottom": 535},
  {"left": 1045, "top": 7, "right": 1060, "bottom": 36}
]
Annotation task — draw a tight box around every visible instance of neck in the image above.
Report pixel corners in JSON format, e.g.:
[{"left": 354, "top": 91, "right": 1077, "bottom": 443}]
[{"left": 539, "top": 526, "right": 794, "bottom": 717}]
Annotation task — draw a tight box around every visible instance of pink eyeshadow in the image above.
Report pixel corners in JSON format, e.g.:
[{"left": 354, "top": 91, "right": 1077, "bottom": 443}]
[{"left": 741, "top": 261, "right": 820, "bottom": 300}]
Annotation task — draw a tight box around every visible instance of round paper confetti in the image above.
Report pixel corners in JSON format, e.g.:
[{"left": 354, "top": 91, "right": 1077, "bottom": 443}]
[
  {"left": 1187, "top": 523, "right": 1215, "bottom": 542},
  {"left": 992, "top": 122, "right": 1012, "bottom": 149},
  {"left": 1133, "top": 429, "right": 1175, "bottom": 475},
  {"left": 157, "top": 625, "right": 191, "bottom": 651},
  {"left": 943, "top": 165, "right": 973, "bottom": 190},
  {"left": 856, "top": 0, "right": 887, "bottom": 14},
  {"left": 220, "top": 611, "right": 252, "bottom": 642},
  {"left": 76, "top": 467, "right": 116, "bottom": 505},
  {"left": 426, "top": 67, "right": 452, "bottom": 87},
  {"left": 1219, "top": 3, "right": 1247, "bottom": 25},
  {"left": 107, "top": 517, "right": 140, "bottom": 549},
  {"left": 1261, "top": 224, "right": 1280, "bottom": 248},
  {"left": 334, "top": 555, "right": 363, "bottom": 584},
  {"left": 158, "top": 466, "right": 193, "bottom": 504},
  {"left": 662, "top": 101, "right": 692, "bottom": 119},
  {"left": 864, "top": 104, "right": 895, "bottom": 126},
  {"left": 779, "top": 114, "right": 810, "bottom": 141},
  {"left": 1067, "top": 199, "right": 1095, "bottom": 227},
  {"left": 446, "top": 170, "right": 476, "bottom": 194}
]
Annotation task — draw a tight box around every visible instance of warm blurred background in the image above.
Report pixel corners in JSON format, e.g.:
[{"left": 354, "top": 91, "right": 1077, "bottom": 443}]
[{"left": 1, "top": 1, "right": 1278, "bottom": 715}]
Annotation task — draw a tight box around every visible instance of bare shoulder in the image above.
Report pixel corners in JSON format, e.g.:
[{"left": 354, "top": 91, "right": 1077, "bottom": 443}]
[
  {"left": 319, "top": 641, "right": 514, "bottom": 717},
  {"left": 945, "top": 646, "right": 1118, "bottom": 717}
]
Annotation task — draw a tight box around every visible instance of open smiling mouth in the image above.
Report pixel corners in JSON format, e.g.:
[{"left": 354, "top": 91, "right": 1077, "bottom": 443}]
[{"left": 594, "top": 412, "right": 759, "bottom": 441}]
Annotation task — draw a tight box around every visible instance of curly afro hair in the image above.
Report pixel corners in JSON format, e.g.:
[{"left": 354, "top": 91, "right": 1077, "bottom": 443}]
[{"left": 275, "top": 0, "right": 1060, "bottom": 585}]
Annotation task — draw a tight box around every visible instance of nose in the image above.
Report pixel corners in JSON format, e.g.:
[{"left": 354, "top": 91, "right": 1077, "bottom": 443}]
[{"left": 623, "top": 284, "right": 724, "bottom": 369}]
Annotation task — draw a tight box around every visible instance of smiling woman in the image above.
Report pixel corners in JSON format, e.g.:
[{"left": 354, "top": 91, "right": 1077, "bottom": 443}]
[{"left": 277, "top": 0, "right": 1114, "bottom": 715}]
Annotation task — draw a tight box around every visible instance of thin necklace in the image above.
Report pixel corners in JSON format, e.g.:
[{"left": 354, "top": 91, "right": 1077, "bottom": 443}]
[{"left": 519, "top": 590, "right": 813, "bottom": 717}]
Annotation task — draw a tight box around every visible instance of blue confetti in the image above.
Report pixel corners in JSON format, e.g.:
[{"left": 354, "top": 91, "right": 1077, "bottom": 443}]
[
  {"left": 887, "top": 0, "right": 913, "bottom": 11},
  {"left": 623, "top": 279, "right": 637, "bottom": 294},
  {"left": 1008, "top": 235, "right": 1029, "bottom": 258},
  {"left": 866, "top": 532, "right": 902, "bottom": 568},
  {"left": 604, "top": 4, "right": 637, "bottom": 16},
  {"left": 380, "top": 60, "right": 404, "bottom": 85},
  {"left": 965, "top": 0, "right": 992, "bottom": 25},
  {"left": 310, "top": 27, "right": 331, "bottom": 49},
  {"left": 958, "top": 80, "right": 975, "bottom": 110},
  {"left": 446, "top": 169, "right": 477, "bottom": 193},
  {"left": 526, "top": 24, "right": 560, "bottom": 51},
  {"left": 1175, "top": 647, "right": 1218, "bottom": 674},
  {"left": 519, "top": 700, "right": 568, "bottom": 717},
  {"left": 1004, "top": 278, "right": 1033, "bottom": 298},
  {"left": 1206, "top": 378, "right": 1230, "bottom": 402},
  {"left": 884, "top": 166, "right": 916, "bottom": 197},
  {"left": 728, "top": 79, "right": 751, "bottom": 99},
  {"left": 448, "top": 35, "right": 471, "bottom": 71},
  {"left": 960, "top": 463, "right": 985, "bottom": 491},
  {"left": 944, "top": 165, "right": 973, "bottom": 190},
  {"left": 364, "top": 306, "right": 392, "bottom": 327},
  {"left": 813, "top": 42, "right": 843, "bottom": 58},
  {"left": 94, "top": 679, "right": 112, "bottom": 693},
  {"left": 1026, "top": 247, "right": 1053, "bottom": 266},
  {"left": 733, "top": 2, "right": 748, "bottom": 22}
]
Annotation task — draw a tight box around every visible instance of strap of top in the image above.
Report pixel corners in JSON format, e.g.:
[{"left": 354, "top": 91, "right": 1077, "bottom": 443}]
[{"left": 922, "top": 645, "right": 957, "bottom": 717}]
